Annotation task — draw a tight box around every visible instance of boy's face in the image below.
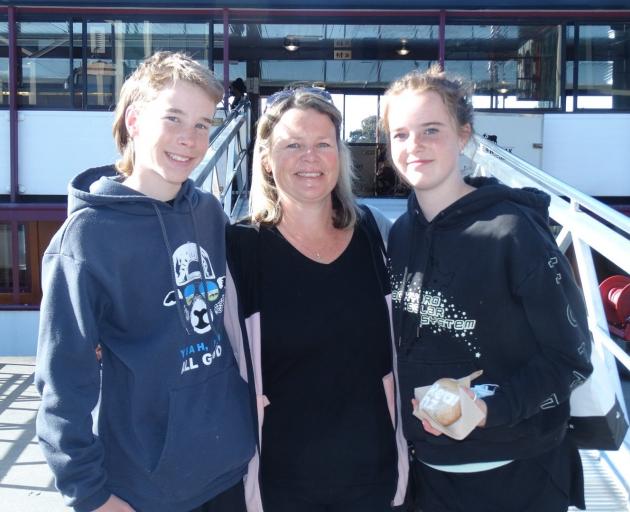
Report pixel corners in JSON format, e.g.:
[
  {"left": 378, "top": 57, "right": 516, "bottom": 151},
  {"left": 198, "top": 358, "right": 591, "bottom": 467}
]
[{"left": 125, "top": 81, "right": 216, "bottom": 200}]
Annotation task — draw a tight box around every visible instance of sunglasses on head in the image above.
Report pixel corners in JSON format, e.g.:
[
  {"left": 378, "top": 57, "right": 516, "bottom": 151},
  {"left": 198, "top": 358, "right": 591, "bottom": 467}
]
[{"left": 264, "top": 86, "right": 334, "bottom": 113}]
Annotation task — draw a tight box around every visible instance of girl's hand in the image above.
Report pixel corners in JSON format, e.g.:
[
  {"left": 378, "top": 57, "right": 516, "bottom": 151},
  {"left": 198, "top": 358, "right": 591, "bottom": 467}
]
[
  {"left": 412, "top": 391, "right": 487, "bottom": 433},
  {"left": 411, "top": 398, "right": 443, "bottom": 436}
]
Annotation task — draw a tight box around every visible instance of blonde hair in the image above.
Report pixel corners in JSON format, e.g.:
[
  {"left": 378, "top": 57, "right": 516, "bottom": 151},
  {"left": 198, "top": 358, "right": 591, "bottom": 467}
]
[
  {"left": 250, "top": 90, "right": 357, "bottom": 229},
  {"left": 382, "top": 64, "right": 474, "bottom": 137},
  {"left": 112, "top": 51, "right": 223, "bottom": 176}
]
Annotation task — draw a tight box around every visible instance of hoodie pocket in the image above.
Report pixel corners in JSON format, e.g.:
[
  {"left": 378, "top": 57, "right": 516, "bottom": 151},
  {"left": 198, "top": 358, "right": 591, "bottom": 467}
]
[{"left": 149, "top": 364, "right": 255, "bottom": 499}]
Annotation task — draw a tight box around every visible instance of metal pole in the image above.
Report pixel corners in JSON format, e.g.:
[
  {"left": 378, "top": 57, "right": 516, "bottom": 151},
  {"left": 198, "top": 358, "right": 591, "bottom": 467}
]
[
  {"left": 439, "top": 10, "right": 446, "bottom": 69},
  {"left": 223, "top": 8, "right": 229, "bottom": 110},
  {"left": 8, "top": 5, "right": 18, "bottom": 203}
]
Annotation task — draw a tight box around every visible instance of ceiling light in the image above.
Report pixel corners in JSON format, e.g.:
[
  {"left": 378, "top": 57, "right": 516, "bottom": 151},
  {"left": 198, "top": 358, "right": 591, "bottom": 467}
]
[
  {"left": 396, "top": 39, "right": 410, "bottom": 56},
  {"left": 284, "top": 37, "right": 299, "bottom": 52}
]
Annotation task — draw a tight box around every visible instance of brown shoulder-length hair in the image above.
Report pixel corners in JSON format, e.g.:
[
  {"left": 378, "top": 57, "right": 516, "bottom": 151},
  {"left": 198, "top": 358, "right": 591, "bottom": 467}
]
[
  {"left": 250, "top": 90, "right": 357, "bottom": 229},
  {"left": 112, "top": 51, "right": 223, "bottom": 176}
]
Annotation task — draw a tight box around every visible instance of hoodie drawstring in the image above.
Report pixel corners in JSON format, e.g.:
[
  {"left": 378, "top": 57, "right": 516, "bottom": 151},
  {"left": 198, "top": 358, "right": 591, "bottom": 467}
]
[
  {"left": 153, "top": 203, "right": 192, "bottom": 335},
  {"left": 397, "top": 206, "right": 434, "bottom": 355},
  {"left": 187, "top": 196, "right": 219, "bottom": 338}
]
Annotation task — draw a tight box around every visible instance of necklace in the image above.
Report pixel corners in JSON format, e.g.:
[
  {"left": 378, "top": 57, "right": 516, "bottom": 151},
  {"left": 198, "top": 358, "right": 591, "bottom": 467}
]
[{"left": 277, "top": 225, "right": 333, "bottom": 262}]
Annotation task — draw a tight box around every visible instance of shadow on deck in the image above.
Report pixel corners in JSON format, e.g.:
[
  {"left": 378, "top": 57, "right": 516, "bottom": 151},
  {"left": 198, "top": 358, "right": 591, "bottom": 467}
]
[{"left": 1, "top": 357, "right": 628, "bottom": 512}]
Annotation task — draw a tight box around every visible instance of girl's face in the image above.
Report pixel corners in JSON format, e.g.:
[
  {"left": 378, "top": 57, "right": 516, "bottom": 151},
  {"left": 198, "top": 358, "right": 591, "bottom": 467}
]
[
  {"left": 266, "top": 107, "right": 340, "bottom": 209},
  {"left": 387, "top": 90, "right": 470, "bottom": 196},
  {"left": 125, "top": 81, "right": 216, "bottom": 200}
]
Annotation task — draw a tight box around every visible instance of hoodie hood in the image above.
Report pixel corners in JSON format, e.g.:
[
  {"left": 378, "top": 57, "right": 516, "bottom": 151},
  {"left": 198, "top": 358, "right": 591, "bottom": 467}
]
[
  {"left": 68, "top": 165, "right": 216, "bottom": 337},
  {"left": 68, "top": 165, "right": 200, "bottom": 216},
  {"left": 407, "top": 176, "right": 551, "bottom": 229}
]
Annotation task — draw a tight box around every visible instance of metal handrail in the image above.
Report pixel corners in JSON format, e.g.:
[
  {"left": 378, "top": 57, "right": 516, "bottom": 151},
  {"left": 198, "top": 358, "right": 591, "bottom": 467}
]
[
  {"left": 466, "top": 134, "right": 630, "bottom": 372},
  {"left": 191, "top": 100, "right": 251, "bottom": 216},
  {"left": 472, "top": 136, "right": 630, "bottom": 237}
]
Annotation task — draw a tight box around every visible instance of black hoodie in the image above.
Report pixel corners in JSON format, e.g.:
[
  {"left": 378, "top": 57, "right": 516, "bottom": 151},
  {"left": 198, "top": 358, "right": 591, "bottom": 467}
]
[{"left": 389, "top": 176, "right": 593, "bottom": 465}]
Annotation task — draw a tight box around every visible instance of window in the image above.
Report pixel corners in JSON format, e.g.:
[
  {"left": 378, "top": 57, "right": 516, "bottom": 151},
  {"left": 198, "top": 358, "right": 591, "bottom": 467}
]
[
  {"left": 17, "top": 21, "right": 77, "bottom": 108},
  {"left": 0, "top": 221, "right": 62, "bottom": 305},
  {"left": 0, "top": 20, "right": 7, "bottom": 107},
  {"left": 445, "top": 24, "right": 562, "bottom": 110},
  {"left": 0, "top": 224, "right": 27, "bottom": 294},
  {"left": 15, "top": 18, "right": 212, "bottom": 110},
  {"left": 79, "top": 21, "right": 211, "bottom": 109},
  {"left": 344, "top": 94, "right": 379, "bottom": 142},
  {"left": 568, "top": 24, "right": 630, "bottom": 110}
]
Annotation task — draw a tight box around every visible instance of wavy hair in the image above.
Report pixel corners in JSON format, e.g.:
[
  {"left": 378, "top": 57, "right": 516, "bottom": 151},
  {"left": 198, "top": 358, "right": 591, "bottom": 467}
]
[{"left": 250, "top": 90, "right": 357, "bottom": 229}]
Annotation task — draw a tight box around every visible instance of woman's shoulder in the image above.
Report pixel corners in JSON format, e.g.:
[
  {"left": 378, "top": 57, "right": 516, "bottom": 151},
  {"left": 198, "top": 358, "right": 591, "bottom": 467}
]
[
  {"left": 226, "top": 220, "right": 264, "bottom": 269},
  {"left": 226, "top": 219, "right": 261, "bottom": 243}
]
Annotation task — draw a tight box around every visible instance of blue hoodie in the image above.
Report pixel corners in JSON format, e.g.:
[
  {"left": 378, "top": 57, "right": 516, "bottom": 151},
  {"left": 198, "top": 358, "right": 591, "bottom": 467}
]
[{"left": 35, "top": 166, "right": 255, "bottom": 512}]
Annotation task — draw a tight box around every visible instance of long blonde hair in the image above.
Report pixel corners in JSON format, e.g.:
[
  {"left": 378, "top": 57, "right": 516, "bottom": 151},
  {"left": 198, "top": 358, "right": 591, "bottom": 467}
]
[
  {"left": 250, "top": 90, "right": 357, "bottom": 229},
  {"left": 112, "top": 51, "right": 223, "bottom": 176}
]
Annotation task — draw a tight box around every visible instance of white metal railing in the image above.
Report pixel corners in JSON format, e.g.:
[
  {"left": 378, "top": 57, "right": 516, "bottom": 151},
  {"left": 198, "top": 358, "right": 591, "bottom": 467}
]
[
  {"left": 191, "top": 101, "right": 251, "bottom": 217},
  {"left": 466, "top": 134, "right": 630, "bottom": 491}
]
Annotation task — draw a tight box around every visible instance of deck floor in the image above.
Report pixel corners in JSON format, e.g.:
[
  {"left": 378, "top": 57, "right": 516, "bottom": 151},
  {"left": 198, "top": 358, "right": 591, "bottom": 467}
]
[{"left": 1, "top": 358, "right": 628, "bottom": 512}]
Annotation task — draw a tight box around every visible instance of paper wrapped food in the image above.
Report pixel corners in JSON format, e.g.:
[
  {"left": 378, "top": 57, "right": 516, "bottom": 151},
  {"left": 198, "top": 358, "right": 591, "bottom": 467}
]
[{"left": 413, "top": 370, "right": 485, "bottom": 440}]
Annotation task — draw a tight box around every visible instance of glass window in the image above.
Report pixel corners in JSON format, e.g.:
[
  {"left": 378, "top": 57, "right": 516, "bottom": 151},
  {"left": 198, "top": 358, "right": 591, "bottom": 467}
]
[
  {"left": 81, "top": 21, "right": 211, "bottom": 109},
  {"left": 344, "top": 94, "right": 378, "bottom": 142},
  {"left": 1, "top": 20, "right": 7, "bottom": 107},
  {"left": 17, "top": 21, "right": 75, "bottom": 108},
  {"left": 0, "top": 224, "right": 27, "bottom": 293},
  {"left": 16, "top": 19, "right": 211, "bottom": 110},
  {"left": 570, "top": 24, "right": 630, "bottom": 110},
  {"left": 229, "top": 22, "right": 437, "bottom": 88},
  {"left": 260, "top": 59, "right": 431, "bottom": 88},
  {"left": 213, "top": 60, "right": 246, "bottom": 81},
  {"left": 445, "top": 24, "right": 562, "bottom": 110}
]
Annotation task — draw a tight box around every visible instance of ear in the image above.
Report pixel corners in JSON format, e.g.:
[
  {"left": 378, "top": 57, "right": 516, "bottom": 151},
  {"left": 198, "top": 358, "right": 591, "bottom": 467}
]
[
  {"left": 261, "top": 154, "right": 273, "bottom": 174},
  {"left": 125, "top": 105, "right": 140, "bottom": 139},
  {"left": 459, "top": 123, "right": 472, "bottom": 151}
]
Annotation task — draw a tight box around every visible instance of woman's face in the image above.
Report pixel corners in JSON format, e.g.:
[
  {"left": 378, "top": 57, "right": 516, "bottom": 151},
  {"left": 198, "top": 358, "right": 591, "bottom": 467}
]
[
  {"left": 266, "top": 107, "right": 340, "bottom": 209},
  {"left": 387, "top": 90, "right": 470, "bottom": 195}
]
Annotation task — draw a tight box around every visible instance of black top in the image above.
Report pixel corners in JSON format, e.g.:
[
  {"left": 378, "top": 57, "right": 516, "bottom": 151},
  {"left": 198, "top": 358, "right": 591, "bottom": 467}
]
[
  {"left": 389, "top": 176, "right": 593, "bottom": 465},
  {"left": 258, "top": 226, "right": 397, "bottom": 491}
]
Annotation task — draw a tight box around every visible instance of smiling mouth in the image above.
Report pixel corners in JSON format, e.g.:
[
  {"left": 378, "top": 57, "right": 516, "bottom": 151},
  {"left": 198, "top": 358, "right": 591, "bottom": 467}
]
[
  {"left": 296, "top": 171, "right": 323, "bottom": 177},
  {"left": 166, "top": 152, "right": 193, "bottom": 163}
]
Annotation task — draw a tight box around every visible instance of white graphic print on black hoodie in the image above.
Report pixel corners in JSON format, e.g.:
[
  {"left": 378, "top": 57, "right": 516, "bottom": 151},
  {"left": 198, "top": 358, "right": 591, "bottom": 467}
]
[{"left": 389, "top": 176, "right": 593, "bottom": 466}]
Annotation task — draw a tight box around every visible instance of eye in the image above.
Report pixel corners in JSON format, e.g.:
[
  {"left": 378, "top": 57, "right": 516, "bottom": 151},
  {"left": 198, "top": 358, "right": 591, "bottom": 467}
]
[
  {"left": 424, "top": 127, "right": 439, "bottom": 136},
  {"left": 286, "top": 142, "right": 300, "bottom": 149},
  {"left": 317, "top": 141, "right": 332, "bottom": 148},
  {"left": 196, "top": 122, "right": 210, "bottom": 130},
  {"left": 164, "top": 115, "right": 180, "bottom": 124},
  {"left": 392, "top": 132, "right": 408, "bottom": 141}
]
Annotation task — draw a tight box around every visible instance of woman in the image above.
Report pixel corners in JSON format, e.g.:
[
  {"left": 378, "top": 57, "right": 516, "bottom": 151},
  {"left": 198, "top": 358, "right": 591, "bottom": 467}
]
[
  {"left": 227, "top": 88, "right": 408, "bottom": 512},
  {"left": 381, "top": 66, "right": 593, "bottom": 511}
]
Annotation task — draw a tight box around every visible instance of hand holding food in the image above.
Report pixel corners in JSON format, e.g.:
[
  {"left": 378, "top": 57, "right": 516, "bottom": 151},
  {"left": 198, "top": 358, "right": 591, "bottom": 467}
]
[
  {"left": 413, "top": 370, "right": 486, "bottom": 440},
  {"left": 419, "top": 377, "right": 462, "bottom": 426}
]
